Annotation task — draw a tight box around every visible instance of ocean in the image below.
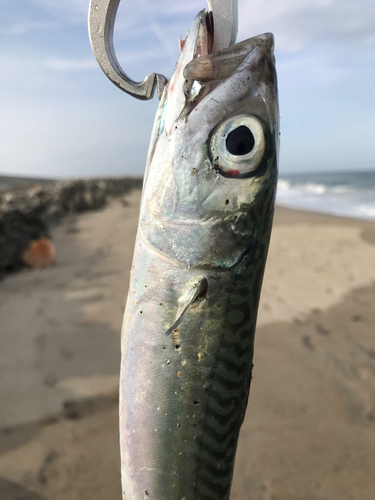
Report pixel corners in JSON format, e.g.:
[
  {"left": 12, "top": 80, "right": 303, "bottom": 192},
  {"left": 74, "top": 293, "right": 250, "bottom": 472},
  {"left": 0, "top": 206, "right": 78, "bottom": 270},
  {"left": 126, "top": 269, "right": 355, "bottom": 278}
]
[
  {"left": 1, "top": 172, "right": 375, "bottom": 221},
  {"left": 277, "top": 170, "right": 375, "bottom": 221}
]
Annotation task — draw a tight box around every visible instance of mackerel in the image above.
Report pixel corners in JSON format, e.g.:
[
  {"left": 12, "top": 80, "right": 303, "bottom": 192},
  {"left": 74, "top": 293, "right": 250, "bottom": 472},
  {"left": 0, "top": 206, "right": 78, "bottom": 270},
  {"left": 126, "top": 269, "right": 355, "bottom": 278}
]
[{"left": 120, "top": 9, "right": 279, "bottom": 500}]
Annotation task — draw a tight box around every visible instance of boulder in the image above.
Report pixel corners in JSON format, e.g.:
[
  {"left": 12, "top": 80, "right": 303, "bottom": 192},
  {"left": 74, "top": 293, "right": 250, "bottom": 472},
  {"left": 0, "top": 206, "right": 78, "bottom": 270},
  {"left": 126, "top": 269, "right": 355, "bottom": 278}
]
[
  {"left": 22, "top": 237, "right": 56, "bottom": 268},
  {"left": 0, "top": 210, "right": 50, "bottom": 271},
  {"left": 0, "top": 177, "right": 142, "bottom": 275}
]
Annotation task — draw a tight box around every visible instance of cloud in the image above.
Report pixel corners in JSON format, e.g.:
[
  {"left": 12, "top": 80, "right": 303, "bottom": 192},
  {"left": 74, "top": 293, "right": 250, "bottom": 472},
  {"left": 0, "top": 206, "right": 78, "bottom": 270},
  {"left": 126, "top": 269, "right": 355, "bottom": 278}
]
[
  {"left": 277, "top": 51, "right": 350, "bottom": 90},
  {"left": 25, "top": 0, "right": 375, "bottom": 52},
  {"left": 0, "top": 94, "right": 157, "bottom": 178},
  {"left": 44, "top": 47, "right": 165, "bottom": 73},
  {"left": 150, "top": 23, "right": 180, "bottom": 64},
  {"left": 238, "top": 0, "right": 375, "bottom": 51},
  {"left": 2, "top": 0, "right": 374, "bottom": 179},
  {"left": 27, "top": 0, "right": 89, "bottom": 20},
  {"left": 27, "top": 0, "right": 199, "bottom": 25},
  {"left": 45, "top": 57, "right": 98, "bottom": 71},
  {"left": 166, "top": 1, "right": 204, "bottom": 16},
  {"left": 0, "top": 52, "right": 81, "bottom": 94},
  {"left": 5, "top": 21, "right": 57, "bottom": 36}
]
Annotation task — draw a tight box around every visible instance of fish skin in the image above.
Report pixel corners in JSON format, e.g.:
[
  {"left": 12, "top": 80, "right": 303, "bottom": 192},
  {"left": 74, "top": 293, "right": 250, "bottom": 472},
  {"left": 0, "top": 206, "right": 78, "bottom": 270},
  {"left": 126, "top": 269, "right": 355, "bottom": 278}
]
[{"left": 120, "top": 9, "right": 279, "bottom": 500}]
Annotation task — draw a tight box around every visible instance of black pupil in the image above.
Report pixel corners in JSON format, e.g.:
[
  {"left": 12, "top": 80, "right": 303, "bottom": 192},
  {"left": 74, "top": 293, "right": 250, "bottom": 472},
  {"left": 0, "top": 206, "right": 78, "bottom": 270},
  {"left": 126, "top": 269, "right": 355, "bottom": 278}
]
[{"left": 226, "top": 126, "right": 255, "bottom": 156}]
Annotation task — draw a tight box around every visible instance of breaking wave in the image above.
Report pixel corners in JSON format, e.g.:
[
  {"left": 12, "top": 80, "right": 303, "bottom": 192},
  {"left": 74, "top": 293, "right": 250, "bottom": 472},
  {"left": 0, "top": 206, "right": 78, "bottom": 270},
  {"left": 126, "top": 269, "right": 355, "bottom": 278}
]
[{"left": 276, "top": 170, "right": 375, "bottom": 220}]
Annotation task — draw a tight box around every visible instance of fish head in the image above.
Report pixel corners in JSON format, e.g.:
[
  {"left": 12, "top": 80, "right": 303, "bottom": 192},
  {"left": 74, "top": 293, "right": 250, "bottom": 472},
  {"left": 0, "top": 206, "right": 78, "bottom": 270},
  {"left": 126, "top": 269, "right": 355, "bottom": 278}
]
[{"left": 139, "top": 10, "right": 279, "bottom": 270}]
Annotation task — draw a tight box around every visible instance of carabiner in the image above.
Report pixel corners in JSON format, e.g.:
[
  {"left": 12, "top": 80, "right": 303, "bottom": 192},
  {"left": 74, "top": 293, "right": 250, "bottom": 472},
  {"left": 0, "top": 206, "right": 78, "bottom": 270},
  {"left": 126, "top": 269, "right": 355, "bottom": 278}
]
[
  {"left": 89, "top": 0, "right": 167, "bottom": 100},
  {"left": 88, "top": 0, "right": 238, "bottom": 101}
]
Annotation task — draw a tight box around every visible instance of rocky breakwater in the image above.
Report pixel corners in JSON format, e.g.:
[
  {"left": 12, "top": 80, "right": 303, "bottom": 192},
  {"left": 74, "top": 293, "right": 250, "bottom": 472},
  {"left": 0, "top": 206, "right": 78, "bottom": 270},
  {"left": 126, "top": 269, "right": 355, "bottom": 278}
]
[{"left": 0, "top": 177, "right": 142, "bottom": 275}]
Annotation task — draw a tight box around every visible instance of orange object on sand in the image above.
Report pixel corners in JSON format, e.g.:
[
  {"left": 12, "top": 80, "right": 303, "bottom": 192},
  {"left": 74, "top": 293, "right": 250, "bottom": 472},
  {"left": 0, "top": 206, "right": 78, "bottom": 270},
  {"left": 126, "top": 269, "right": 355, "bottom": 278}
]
[{"left": 22, "top": 237, "right": 56, "bottom": 268}]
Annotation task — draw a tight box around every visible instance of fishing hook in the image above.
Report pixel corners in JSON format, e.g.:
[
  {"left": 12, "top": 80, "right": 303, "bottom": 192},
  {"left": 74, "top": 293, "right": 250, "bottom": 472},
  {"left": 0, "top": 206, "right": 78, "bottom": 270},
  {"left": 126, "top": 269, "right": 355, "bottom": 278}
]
[{"left": 88, "top": 0, "right": 238, "bottom": 100}]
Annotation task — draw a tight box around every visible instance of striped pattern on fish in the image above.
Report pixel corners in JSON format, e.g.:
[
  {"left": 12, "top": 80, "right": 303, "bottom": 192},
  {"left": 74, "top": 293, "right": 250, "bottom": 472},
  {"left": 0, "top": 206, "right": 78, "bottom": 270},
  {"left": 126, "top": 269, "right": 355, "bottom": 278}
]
[
  {"left": 192, "top": 187, "right": 275, "bottom": 500},
  {"left": 120, "top": 8, "right": 279, "bottom": 500}
]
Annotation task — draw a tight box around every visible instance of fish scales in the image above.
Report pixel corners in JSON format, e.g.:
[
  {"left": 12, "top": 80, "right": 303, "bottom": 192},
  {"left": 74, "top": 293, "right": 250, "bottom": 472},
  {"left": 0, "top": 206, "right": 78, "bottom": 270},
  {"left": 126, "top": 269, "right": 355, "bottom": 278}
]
[{"left": 120, "top": 9, "right": 279, "bottom": 500}]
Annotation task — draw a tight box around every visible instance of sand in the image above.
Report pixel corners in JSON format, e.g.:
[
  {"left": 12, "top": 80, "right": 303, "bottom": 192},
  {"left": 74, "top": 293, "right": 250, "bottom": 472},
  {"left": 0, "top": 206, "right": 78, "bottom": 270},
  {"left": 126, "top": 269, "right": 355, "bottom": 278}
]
[{"left": 0, "top": 189, "right": 374, "bottom": 500}]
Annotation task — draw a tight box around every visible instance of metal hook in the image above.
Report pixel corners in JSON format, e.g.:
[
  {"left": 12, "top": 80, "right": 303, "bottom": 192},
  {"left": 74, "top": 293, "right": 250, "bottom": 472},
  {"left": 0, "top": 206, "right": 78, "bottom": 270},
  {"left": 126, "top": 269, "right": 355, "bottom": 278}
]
[
  {"left": 89, "top": 0, "right": 168, "bottom": 100},
  {"left": 88, "top": 0, "right": 238, "bottom": 101}
]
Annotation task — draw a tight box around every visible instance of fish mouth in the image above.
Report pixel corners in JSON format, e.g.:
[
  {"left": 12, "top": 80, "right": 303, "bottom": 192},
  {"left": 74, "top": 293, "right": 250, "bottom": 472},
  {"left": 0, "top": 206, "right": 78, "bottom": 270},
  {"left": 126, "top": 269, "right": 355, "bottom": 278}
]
[
  {"left": 184, "top": 32, "right": 275, "bottom": 83},
  {"left": 182, "top": 9, "right": 214, "bottom": 60},
  {"left": 160, "top": 10, "right": 215, "bottom": 133},
  {"left": 195, "top": 10, "right": 214, "bottom": 58}
]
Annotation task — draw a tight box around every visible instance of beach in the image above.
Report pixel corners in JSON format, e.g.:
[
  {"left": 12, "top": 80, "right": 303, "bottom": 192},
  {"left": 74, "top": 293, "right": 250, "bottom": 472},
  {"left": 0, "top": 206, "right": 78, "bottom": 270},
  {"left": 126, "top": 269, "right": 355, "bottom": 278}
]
[{"left": 0, "top": 188, "right": 374, "bottom": 500}]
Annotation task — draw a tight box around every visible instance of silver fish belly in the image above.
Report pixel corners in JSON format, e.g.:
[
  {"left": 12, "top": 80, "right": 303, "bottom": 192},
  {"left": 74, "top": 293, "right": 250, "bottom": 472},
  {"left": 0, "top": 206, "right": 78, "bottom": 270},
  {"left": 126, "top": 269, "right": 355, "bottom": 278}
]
[{"left": 120, "top": 10, "right": 279, "bottom": 500}]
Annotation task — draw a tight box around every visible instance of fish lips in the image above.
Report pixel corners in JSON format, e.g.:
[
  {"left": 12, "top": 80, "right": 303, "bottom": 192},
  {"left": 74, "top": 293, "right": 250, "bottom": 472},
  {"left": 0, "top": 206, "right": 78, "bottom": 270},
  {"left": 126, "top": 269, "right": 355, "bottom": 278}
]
[
  {"left": 183, "top": 32, "right": 275, "bottom": 83},
  {"left": 179, "top": 9, "right": 214, "bottom": 62}
]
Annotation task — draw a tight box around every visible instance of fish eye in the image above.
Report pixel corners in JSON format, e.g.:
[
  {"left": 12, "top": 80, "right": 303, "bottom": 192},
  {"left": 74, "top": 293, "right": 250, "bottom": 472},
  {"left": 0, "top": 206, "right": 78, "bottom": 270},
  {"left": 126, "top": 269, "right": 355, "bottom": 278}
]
[
  {"left": 209, "top": 115, "right": 266, "bottom": 178},
  {"left": 226, "top": 126, "right": 255, "bottom": 156}
]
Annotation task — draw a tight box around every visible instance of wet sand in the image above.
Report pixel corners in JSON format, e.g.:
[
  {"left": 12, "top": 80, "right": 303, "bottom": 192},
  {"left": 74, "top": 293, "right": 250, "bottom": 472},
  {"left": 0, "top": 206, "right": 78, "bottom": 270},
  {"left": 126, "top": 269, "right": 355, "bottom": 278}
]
[{"left": 0, "top": 190, "right": 374, "bottom": 499}]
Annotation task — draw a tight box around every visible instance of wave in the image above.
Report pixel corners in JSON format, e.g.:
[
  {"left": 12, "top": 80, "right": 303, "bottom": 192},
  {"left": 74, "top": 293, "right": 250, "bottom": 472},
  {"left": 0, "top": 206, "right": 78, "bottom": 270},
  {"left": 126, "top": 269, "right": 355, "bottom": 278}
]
[
  {"left": 276, "top": 177, "right": 375, "bottom": 220},
  {"left": 277, "top": 180, "right": 356, "bottom": 195}
]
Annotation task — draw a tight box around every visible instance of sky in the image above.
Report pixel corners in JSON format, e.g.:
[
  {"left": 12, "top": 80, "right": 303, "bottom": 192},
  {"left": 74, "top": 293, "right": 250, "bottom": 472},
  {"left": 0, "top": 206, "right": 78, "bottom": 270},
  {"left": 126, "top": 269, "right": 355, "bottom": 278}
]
[{"left": 1, "top": 0, "right": 374, "bottom": 179}]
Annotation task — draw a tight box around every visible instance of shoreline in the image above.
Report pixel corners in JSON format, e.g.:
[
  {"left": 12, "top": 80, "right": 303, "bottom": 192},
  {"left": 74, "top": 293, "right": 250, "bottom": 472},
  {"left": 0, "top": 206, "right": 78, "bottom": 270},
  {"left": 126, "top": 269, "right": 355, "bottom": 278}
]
[
  {"left": 276, "top": 202, "right": 375, "bottom": 224},
  {"left": 275, "top": 203, "right": 375, "bottom": 226},
  {"left": 0, "top": 190, "right": 374, "bottom": 499},
  {"left": 2, "top": 171, "right": 374, "bottom": 225}
]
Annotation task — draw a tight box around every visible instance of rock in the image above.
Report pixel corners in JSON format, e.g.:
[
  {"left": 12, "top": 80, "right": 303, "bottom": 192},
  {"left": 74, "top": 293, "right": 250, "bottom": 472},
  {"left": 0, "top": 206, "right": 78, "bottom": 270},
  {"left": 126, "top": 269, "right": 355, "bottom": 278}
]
[
  {"left": 0, "top": 177, "right": 142, "bottom": 275},
  {"left": 0, "top": 210, "right": 50, "bottom": 271},
  {"left": 22, "top": 238, "right": 55, "bottom": 268}
]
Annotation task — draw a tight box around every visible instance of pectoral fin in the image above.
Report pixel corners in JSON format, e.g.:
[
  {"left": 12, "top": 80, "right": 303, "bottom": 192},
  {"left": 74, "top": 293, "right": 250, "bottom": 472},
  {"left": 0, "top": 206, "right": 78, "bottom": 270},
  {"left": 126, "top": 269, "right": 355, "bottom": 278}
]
[{"left": 165, "top": 277, "right": 208, "bottom": 336}]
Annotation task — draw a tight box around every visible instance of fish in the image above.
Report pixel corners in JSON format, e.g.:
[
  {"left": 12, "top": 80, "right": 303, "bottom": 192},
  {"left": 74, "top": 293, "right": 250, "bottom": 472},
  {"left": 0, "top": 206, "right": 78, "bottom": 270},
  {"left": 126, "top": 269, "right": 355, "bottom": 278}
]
[{"left": 120, "top": 9, "right": 279, "bottom": 500}]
